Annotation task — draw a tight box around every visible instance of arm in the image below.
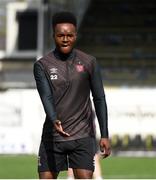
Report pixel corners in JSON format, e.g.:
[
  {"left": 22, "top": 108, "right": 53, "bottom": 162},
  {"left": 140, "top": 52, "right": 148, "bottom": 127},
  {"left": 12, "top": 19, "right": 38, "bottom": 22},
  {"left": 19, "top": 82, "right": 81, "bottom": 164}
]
[
  {"left": 33, "top": 62, "right": 70, "bottom": 136},
  {"left": 90, "top": 60, "right": 111, "bottom": 158},
  {"left": 33, "top": 62, "right": 57, "bottom": 121}
]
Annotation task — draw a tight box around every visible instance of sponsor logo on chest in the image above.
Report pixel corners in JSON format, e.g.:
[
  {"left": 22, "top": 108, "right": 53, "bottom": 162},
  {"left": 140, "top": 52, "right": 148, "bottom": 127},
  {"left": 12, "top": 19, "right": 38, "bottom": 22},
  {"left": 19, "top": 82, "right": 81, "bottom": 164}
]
[{"left": 49, "top": 67, "right": 58, "bottom": 80}]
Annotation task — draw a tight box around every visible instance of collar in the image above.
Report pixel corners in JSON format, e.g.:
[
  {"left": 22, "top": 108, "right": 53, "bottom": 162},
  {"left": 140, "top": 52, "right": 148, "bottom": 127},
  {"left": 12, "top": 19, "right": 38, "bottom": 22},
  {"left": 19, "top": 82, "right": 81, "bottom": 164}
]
[{"left": 53, "top": 49, "right": 75, "bottom": 61}]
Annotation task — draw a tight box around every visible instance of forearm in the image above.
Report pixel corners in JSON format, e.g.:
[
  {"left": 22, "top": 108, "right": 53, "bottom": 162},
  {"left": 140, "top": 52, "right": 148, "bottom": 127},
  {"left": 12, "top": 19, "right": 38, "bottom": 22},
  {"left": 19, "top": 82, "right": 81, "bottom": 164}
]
[
  {"left": 93, "top": 96, "right": 108, "bottom": 138},
  {"left": 33, "top": 62, "right": 57, "bottom": 122},
  {"left": 90, "top": 60, "right": 109, "bottom": 138}
]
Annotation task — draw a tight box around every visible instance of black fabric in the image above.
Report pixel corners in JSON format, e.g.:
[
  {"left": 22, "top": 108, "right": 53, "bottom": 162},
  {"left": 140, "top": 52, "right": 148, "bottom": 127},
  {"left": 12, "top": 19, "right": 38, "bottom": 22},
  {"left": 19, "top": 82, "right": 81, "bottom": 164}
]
[
  {"left": 34, "top": 62, "right": 57, "bottom": 122},
  {"left": 33, "top": 48, "right": 108, "bottom": 141},
  {"left": 90, "top": 61, "right": 108, "bottom": 137},
  {"left": 38, "top": 137, "right": 96, "bottom": 172}
]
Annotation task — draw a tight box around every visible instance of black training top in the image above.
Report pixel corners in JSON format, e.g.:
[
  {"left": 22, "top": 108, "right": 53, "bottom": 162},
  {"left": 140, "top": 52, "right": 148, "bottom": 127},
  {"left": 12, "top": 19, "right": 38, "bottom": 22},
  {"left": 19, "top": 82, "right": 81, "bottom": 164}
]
[{"left": 33, "top": 49, "right": 108, "bottom": 142}]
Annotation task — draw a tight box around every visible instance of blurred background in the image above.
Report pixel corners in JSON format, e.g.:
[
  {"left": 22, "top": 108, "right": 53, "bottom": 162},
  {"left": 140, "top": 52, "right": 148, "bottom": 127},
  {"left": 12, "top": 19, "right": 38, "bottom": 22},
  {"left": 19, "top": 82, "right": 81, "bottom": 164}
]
[{"left": 0, "top": 0, "right": 156, "bottom": 179}]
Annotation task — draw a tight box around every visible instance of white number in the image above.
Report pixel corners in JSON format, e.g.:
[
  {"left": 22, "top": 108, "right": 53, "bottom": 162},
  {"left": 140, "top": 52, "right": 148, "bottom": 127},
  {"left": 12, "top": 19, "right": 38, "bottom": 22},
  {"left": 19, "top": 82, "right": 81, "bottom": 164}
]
[{"left": 50, "top": 74, "right": 57, "bottom": 80}]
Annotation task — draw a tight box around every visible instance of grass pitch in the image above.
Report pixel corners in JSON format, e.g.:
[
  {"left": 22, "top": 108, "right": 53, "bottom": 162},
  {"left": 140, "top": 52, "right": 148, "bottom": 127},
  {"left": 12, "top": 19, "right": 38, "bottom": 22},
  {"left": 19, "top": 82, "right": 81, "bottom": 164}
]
[{"left": 0, "top": 155, "right": 156, "bottom": 179}]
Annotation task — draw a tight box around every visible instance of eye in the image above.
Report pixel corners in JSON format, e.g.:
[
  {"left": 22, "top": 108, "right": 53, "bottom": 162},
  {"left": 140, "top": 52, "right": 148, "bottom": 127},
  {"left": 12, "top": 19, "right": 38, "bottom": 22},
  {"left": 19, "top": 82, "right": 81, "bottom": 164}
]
[
  {"left": 57, "top": 34, "right": 63, "bottom": 37},
  {"left": 68, "top": 34, "right": 73, "bottom": 37}
]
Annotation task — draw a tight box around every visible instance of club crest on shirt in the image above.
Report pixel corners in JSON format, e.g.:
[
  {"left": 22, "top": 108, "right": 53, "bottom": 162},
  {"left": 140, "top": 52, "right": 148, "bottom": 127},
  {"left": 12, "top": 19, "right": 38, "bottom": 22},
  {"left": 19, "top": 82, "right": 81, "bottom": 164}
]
[
  {"left": 75, "top": 63, "right": 85, "bottom": 72},
  {"left": 49, "top": 67, "right": 58, "bottom": 80}
]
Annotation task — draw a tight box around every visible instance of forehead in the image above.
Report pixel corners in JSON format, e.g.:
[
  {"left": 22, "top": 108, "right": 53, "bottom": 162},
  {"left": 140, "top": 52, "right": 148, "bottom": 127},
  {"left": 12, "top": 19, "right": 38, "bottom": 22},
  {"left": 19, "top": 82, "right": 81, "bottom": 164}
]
[{"left": 54, "top": 23, "right": 76, "bottom": 33}]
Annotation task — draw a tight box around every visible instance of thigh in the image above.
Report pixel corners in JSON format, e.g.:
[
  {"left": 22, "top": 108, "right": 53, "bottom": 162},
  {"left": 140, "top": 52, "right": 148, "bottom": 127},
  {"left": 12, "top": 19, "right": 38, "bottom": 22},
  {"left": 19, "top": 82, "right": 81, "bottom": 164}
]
[
  {"left": 73, "top": 168, "right": 93, "bottom": 179},
  {"left": 38, "top": 141, "right": 68, "bottom": 173},
  {"left": 68, "top": 137, "right": 96, "bottom": 172},
  {"left": 39, "top": 171, "right": 58, "bottom": 179}
]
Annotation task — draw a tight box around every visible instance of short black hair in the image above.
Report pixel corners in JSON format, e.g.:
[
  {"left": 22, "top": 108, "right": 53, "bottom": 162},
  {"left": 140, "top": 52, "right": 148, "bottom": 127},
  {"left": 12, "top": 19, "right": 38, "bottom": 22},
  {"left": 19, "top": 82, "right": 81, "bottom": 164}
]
[{"left": 52, "top": 11, "right": 77, "bottom": 29}]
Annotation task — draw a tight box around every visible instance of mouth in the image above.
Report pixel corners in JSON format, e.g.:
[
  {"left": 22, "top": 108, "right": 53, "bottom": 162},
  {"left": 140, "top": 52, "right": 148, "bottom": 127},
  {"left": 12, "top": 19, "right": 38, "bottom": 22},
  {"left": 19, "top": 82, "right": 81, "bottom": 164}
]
[{"left": 61, "top": 44, "right": 69, "bottom": 48}]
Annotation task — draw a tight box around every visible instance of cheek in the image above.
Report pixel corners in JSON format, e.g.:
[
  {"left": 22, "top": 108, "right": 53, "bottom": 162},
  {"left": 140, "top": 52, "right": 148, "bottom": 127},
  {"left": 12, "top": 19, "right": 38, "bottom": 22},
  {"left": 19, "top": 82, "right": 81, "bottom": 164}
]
[
  {"left": 71, "top": 38, "right": 77, "bottom": 44},
  {"left": 73, "top": 36, "right": 77, "bottom": 41},
  {"left": 55, "top": 38, "right": 61, "bottom": 44}
]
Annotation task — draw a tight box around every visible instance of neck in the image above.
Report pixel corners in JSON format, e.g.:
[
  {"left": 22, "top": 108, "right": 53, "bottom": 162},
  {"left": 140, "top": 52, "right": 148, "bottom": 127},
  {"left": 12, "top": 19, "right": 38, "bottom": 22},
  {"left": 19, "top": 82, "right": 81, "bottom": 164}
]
[{"left": 54, "top": 49, "right": 74, "bottom": 61}]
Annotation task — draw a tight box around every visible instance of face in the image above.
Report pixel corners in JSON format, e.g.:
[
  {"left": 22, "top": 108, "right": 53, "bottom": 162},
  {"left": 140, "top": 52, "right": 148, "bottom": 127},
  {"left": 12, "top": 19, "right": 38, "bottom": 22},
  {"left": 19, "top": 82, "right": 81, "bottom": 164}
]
[{"left": 53, "top": 23, "right": 77, "bottom": 54}]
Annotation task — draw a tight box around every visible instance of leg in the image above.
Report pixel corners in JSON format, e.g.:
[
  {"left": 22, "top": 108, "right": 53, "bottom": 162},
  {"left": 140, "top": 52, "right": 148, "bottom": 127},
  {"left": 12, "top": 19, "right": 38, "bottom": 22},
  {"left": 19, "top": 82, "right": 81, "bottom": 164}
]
[
  {"left": 68, "top": 137, "right": 96, "bottom": 179},
  {"left": 38, "top": 141, "right": 68, "bottom": 179},
  {"left": 93, "top": 153, "right": 102, "bottom": 179},
  {"left": 73, "top": 168, "right": 93, "bottom": 179},
  {"left": 67, "top": 154, "right": 102, "bottom": 179},
  {"left": 39, "top": 171, "right": 59, "bottom": 179},
  {"left": 67, "top": 168, "right": 74, "bottom": 179}
]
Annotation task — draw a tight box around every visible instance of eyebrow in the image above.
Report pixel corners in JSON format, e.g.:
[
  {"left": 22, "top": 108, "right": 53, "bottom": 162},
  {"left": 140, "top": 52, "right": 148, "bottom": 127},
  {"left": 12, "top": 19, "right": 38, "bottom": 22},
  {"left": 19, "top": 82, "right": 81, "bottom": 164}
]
[{"left": 55, "top": 30, "right": 76, "bottom": 34}]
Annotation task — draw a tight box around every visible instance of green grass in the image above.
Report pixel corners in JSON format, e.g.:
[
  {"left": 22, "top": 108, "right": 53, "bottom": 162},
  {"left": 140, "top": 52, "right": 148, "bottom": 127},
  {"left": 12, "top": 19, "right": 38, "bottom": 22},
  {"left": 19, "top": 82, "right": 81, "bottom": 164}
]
[
  {"left": 0, "top": 155, "right": 156, "bottom": 179},
  {"left": 102, "top": 156, "right": 156, "bottom": 179},
  {"left": 0, "top": 155, "right": 37, "bottom": 179}
]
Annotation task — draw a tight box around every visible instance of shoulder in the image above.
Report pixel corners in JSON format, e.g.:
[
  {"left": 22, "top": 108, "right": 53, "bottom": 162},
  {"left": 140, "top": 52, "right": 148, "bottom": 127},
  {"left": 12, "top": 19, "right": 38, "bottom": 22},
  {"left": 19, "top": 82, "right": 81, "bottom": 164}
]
[
  {"left": 75, "top": 49, "right": 96, "bottom": 63},
  {"left": 34, "top": 51, "right": 53, "bottom": 68},
  {"left": 75, "top": 49, "right": 97, "bottom": 74},
  {"left": 39, "top": 51, "right": 53, "bottom": 62},
  {"left": 75, "top": 49, "right": 97, "bottom": 70}
]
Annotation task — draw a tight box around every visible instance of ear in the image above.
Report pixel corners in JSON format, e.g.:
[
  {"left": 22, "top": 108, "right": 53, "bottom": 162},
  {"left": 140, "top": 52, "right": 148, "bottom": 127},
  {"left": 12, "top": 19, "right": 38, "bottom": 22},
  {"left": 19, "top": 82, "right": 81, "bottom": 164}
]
[
  {"left": 75, "top": 32, "right": 77, "bottom": 40},
  {"left": 52, "top": 27, "right": 55, "bottom": 38}
]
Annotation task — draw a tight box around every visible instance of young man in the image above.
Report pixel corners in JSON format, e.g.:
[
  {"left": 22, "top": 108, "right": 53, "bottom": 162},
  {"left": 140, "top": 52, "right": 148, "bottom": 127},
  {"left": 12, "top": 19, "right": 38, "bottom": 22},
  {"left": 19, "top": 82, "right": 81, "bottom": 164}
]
[{"left": 33, "top": 11, "right": 111, "bottom": 179}]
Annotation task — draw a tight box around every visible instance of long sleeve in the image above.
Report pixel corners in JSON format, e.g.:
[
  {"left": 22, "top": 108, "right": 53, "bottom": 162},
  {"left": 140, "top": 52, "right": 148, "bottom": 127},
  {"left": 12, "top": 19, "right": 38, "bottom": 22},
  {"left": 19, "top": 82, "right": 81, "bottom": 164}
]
[
  {"left": 90, "top": 60, "right": 108, "bottom": 138},
  {"left": 33, "top": 62, "right": 57, "bottom": 122}
]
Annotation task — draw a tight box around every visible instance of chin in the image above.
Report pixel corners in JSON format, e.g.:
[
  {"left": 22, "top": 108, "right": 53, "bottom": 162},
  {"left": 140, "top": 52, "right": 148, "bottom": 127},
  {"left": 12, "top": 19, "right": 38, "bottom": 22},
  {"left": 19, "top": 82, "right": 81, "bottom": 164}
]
[
  {"left": 62, "top": 50, "right": 72, "bottom": 54},
  {"left": 59, "top": 47, "right": 72, "bottom": 54},
  {"left": 63, "top": 51, "right": 71, "bottom": 54}
]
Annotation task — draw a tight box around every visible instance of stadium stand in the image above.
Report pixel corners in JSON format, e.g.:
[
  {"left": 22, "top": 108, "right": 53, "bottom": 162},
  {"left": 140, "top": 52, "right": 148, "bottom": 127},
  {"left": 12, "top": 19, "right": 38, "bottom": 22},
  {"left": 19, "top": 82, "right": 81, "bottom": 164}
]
[
  {"left": 0, "top": 0, "right": 156, "bottom": 88},
  {"left": 111, "top": 134, "right": 156, "bottom": 152},
  {"left": 77, "top": 0, "right": 156, "bottom": 86}
]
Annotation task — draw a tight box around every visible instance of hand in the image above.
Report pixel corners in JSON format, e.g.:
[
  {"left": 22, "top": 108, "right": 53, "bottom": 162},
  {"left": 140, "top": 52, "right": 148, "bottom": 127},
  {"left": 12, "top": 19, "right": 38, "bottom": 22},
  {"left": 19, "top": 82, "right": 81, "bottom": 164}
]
[
  {"left": 53, "top": 120, "right": 70, "bottom": 137},
  {"left": 99, "top": 138, "right": 111, "bottom": 158}
]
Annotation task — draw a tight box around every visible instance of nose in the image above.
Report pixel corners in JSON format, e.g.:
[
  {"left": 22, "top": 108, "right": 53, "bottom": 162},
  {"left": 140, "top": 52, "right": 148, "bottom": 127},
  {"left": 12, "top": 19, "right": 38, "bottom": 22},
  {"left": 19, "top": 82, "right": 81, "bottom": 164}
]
[{"left": 63, "top": 36, "right": 68, "bottom": 42}]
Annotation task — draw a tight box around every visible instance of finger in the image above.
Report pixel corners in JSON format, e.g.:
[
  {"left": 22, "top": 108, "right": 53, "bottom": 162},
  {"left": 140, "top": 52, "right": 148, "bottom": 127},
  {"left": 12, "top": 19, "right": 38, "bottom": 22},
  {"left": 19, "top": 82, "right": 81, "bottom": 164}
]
[
  {"left": 54, "top": 120, "right": 70, "bottom": 137},
  {"left": 100, "top": 146, "right": 104, "bottom": 152},
  {"left": 101, "top": 148, "right": 111, "bottom": 158},
  {"left": 56, "top": 120, "right": 61, "bottom": 125},
  {"left": 102, "top": 154, "right": 108, "bottom": 158},
  {"left": 61, "top": 131, "right": 70, "bottom": 137},
  {"left": 101, "top": 152, "right": 109, "bottom": 158}
]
